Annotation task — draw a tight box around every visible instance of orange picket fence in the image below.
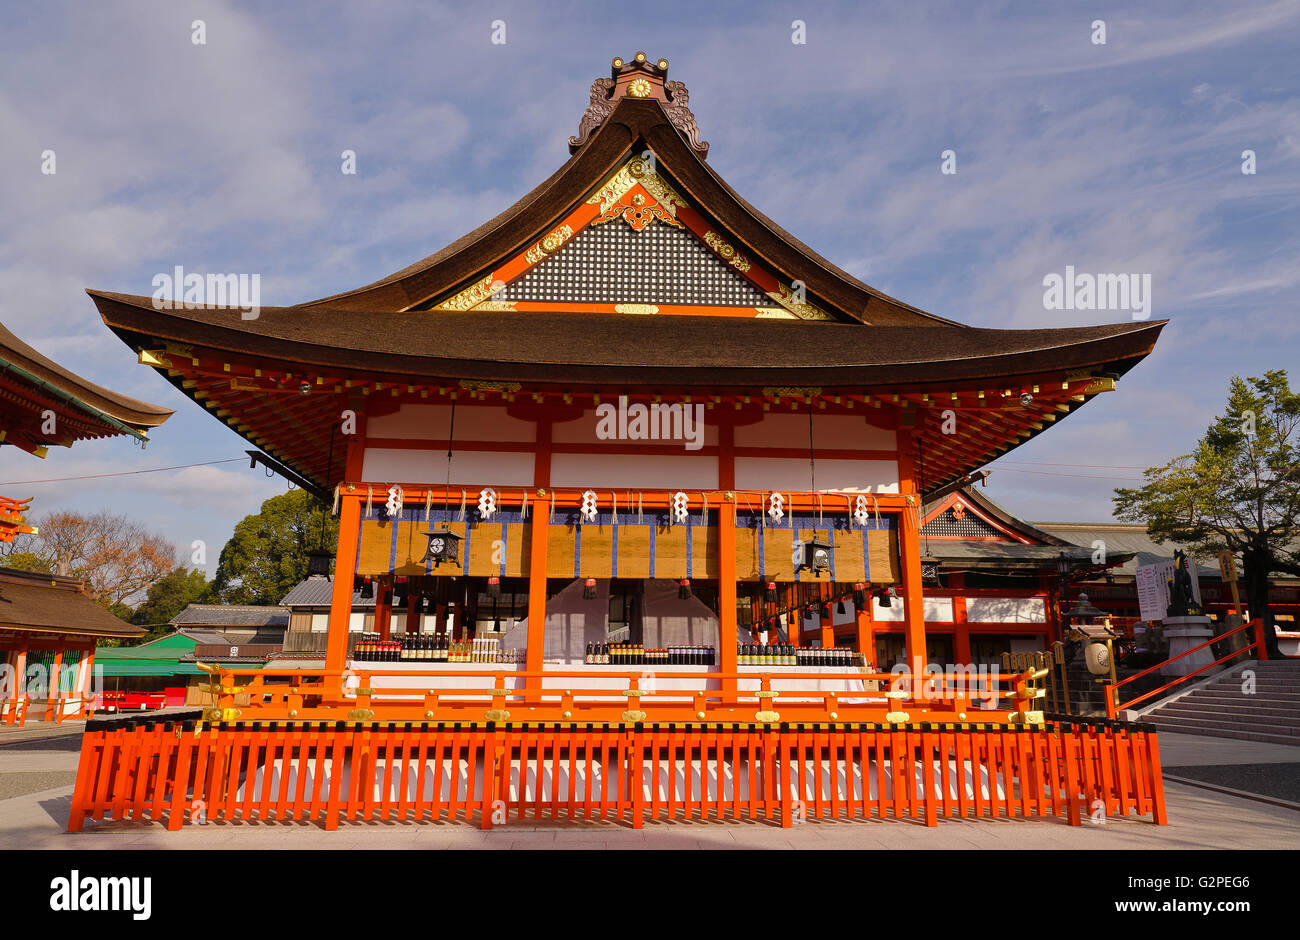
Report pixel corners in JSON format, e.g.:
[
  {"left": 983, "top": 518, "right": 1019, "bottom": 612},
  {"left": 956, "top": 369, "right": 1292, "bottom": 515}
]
[{"left": 67, "top": 713, "right": 1166, "bottom": 831}]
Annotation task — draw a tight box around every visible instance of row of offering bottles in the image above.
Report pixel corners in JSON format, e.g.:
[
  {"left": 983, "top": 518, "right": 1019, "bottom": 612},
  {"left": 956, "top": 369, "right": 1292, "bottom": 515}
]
[
  {"left": 738, "top": 644, "right": 864, "bottom": 668},
  {"left": 584, "top": 644, "right": 716, "bottom": 666},
  {"left": 351, "top": 633, "right": 522, "bottom": 664}
]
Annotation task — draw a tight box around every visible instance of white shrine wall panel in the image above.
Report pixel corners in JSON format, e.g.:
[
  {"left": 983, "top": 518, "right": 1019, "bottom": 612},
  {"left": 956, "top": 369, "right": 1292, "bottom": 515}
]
[
  {"left": 964, "top": 597, "right": 1047, "bottom": 623},
  {"left": 361, "top": 447, "right": 536, "bottom": 487},
  {"left": 734, "top": 412, "right": 895, "bottom": 451},
  {"left": 366, "top": 402, "right": 536, "bottom": 442},
  {"left": 551, "top": 405, "right": 719, "bottom": 448},
  {"left": 549, "top": 453, "right": 719, "bottom": 489},
  {"left": 733, "top": 456, "right": 899, "bottom": 494}
]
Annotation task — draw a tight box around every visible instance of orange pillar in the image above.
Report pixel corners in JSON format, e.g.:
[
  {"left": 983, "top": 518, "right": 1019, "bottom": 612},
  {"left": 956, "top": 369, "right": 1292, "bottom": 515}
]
[
  {"left": 375, "top": 584, "right": 393, "bottom": 640},
  {"left": 819, "top": 589, "right": 835, "bottom": 648},
  {"left": 524, "top": 420, "right": 552, "bottom": 692},
  {"left": 46, "top": 647, "right": 64, "bottom": 721},
  {"left": 325, "top": 493, "right": 362, "bottom": 682},
  {"left": 718, "top": 499, "right": 738, "bottom": 694},
  {"left": 897, "top": 427, "right": 928, "bottom": 679},
  {"left": 854, "top": 601, "right": 872, "bottom": 665}
]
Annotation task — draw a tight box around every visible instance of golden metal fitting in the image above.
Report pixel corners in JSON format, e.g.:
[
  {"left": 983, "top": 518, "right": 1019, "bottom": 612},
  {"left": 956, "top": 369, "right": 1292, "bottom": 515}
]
[
  {"left": 696, "top": 711, "right": 706, "bottom": 719},
  {"left": 424, "top": 710, "right": 435, "bottom": 719},
  {"left": 885, "top": 711, "right": 910, "bottom": 724},
  {"left": 288, "top": 709, "right": 298, "bottom": 718},
  {"left": 488, "top": 689, "right": 511, "bottom": 697},
  {"left": 755, "top": 710, "right": 781, "bottom": 723},
  {"left": 829, "top": 712, "right": 838, "bottom": 720},
  {"left": 347, "top": 708, "right": 374, "bottom": 720},
  {"left": 562, "top": 710, "right": 572, "bottom": 719},
  {"left": 484, "top": 709, "right": 511, "bottom": 722},
  {"left": 755, "top": 690, "right": 778, "bottom": 699},
  {"left": 621, "top": 710, "right": 647, "bottom": 722}
]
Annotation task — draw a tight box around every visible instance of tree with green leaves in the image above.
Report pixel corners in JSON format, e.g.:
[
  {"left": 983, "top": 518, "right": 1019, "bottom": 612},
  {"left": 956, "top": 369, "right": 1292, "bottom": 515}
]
[
  {"left": 130, "top": 566, "right": 210, "bottom": 641},
  {"left": 210, "top": 490, "right": 338, "bottom": 605},
  {"left": 1114, "top": 370, "right": 1300, "bottom": 658}
]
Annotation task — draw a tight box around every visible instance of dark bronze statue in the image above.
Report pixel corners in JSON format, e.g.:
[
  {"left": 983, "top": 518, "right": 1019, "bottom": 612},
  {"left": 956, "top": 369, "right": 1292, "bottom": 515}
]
[{"left": 1166, "top": 550, "right": 1204, "bottom": 617}]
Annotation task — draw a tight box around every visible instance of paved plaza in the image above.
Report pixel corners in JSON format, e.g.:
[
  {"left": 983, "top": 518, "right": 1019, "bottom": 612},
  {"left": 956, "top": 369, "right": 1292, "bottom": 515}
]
[{"left": 1, "top": 722, "right": 1296, "bottom": 850}]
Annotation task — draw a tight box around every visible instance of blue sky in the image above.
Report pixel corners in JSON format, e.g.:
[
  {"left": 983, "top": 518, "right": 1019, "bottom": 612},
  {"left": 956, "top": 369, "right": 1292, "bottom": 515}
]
[{"left": 0, "top": 0, "right": 1297, "bottom": 576}]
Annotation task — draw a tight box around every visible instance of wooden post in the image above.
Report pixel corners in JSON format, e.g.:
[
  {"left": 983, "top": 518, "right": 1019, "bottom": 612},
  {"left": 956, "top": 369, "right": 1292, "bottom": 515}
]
[
  {"left": 854, "top": 602, "right": 872, "bottom": 666},
  {"left": 896, "top": 428, "right": 928, "bottom": 678},
  {"left": 375, "top": 584, "right": 393, "bottom": 640},
  {"left": 78, "top": 647, "right": 95, "bottom": 718},
  {"left": 718, "top": 499, "right": 738, "bottom": 694},
  {"left": 524, "top": 420, "right": 552, "bottom": 691},
  {"left": 46, "top": 647, "right": 64, "bottom": 721},
  {"left": 819, "top": 590, "right": 835, "bottom": 648},
  {"left": 9, "top": 648, "right": 27, "bottom": 726},
  {"left": 324, "top": 493, "right": 362, "bottom": 683}
]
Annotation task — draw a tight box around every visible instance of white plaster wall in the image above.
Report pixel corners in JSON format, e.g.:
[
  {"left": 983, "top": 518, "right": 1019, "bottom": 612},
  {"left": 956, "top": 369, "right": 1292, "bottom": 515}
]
[
  {"left": 361, "top": 447, "right": 536, "bottom": 486},
  {"left": 552, "top": 405, "right": 719, "bottom": 447},
  {"left": 549, "top": 453, "right": 719, "bottom": 489},
  {"left": 871, "top": 596, "right": 953, "bottom": 622},
  {"left": 964, "top": 597, "right": 1047, "bottom": 623},
  {"left": 734, "top": 412, "right": 895, "bottom": 450},
  {"left": 733, "top": 456, "right": 899, "bottom": 493},
  {"left": 366, "top": 402, "right": 535, "bottom": 442}
]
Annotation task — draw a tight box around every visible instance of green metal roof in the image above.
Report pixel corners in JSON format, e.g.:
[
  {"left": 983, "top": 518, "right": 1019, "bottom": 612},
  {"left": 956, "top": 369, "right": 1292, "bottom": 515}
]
[{"left": 95, "top": 638, "right": 201, "bottom": 677}]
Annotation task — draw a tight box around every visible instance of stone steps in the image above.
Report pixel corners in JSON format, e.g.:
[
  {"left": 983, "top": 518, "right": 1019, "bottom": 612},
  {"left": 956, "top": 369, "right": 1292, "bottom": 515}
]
[{"left": 1142, "top": 657, "right": 1300, "bottom": 745}]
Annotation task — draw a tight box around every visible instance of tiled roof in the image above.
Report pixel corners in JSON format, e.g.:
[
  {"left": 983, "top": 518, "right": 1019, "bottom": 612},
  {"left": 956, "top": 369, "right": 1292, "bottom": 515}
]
[
  {"left": 170, "top": 604, "right": 289, "bottom": 628},
  {"left": 280, "top": 577, "right": 374, "bottom": 608}
]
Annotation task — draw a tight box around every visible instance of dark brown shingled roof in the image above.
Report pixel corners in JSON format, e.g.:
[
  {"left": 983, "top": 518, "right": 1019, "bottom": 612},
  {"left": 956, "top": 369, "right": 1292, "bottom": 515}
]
[
  {"left": 0, "top": 567, "right": 143, "bottom": 638},
  {"left": 295, "top": 96, "right": 959, "bottom": 326},
  {"left": 90, "top": 290, "right": 1164, "bottom": 389},
  {"left": 0, "top": 322, "right": 173, "bottom": 434}
]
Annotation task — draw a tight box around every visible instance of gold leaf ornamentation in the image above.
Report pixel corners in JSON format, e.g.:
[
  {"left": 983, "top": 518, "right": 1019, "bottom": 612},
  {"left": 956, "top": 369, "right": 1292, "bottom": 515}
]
[
  {"left": 766, "top": 283, "right": 833, "bottom": 320},
  {"left": 702, "top": 231, "right": 752, "bottom": 273},
  {"left": 614, "top": 304, "right": 658, "bottom": 315},
  {"left": 438, "top": 273, "right": 505, "bottom": 311}
]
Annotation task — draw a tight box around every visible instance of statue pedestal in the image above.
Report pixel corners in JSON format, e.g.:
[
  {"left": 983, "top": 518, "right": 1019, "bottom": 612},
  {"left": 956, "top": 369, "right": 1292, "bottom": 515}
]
[{"left": 1160, "top": 615, "right": 1216, "bottom": 677}]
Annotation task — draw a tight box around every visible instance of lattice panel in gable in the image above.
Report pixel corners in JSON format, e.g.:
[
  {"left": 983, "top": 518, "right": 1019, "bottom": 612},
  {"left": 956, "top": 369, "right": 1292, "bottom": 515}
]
[{"left": 496, "top": 222, "right": 770, "bottom": 307}]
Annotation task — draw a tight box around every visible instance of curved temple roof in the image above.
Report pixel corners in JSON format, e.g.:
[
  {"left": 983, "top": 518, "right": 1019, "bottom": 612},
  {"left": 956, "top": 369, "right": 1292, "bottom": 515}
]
[
  {"left": 0, "top": 322, "right": 172, "bottom": 455},
  {"left": 89, "top": 53, "right": 1164, "bottom": 493}
]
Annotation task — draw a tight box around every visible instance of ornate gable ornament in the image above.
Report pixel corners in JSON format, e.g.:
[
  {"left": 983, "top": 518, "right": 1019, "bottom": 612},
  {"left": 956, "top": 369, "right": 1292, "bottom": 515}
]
[{"left": 569, "top": 53, "right": 709, "bottom": 156}]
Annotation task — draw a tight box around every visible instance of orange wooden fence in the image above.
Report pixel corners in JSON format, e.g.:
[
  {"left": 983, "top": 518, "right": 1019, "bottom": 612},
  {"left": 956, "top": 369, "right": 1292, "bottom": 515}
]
[{"left": 66, "top": 713, "right": 1166, "bottom": 832}]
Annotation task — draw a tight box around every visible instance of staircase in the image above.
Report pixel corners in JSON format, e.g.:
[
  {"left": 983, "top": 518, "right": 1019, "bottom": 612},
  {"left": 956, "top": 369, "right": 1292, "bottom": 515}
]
[{"left": 1143, "top": 660, "right": 1300, "bottom": 746}]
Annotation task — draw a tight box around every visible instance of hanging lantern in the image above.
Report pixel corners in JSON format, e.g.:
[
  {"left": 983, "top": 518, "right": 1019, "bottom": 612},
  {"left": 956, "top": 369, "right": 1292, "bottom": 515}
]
[
  {"left": 487, "top": 576, "right": 502, "bottom": 598},
  {"left": 359, "top": 577, "right": 374, "bottom": 600},
  {"left": 583, "top": 577, "right": 597, "bottom": 600},
  {"left": 836, "top": 597, "right": 846, "bottom": 616},
  {"left": 393, "top": 579, "right": 408, "bottom": 607},
  {"left": 420, "top": 526, "right": 462, "bottom": 567},
  {"left": 797, "top": 537, "right": 832, "bottom": 574},
  {"left": 821, "top": 600, "right": 832, "bottom": 619},
  {"left": 874, "top": 587, "right": 891, "bottom": 609},
  {"left": 764, "top": 581, "right": 778, "bottom": 603},
  {"left": 678, "top": 578, "right": 692, "bottom": 600},
  {"left": 306, "top": 548, "right": 333, "bottom": 579},
  {"left": 852, "top": 583, "right": 867, "bottom": 608}
]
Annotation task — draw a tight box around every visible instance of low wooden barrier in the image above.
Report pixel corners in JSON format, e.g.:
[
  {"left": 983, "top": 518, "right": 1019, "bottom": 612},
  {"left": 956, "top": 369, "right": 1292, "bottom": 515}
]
[{"left": 67, "top": 712, "right": 1166, "bottom": 831}]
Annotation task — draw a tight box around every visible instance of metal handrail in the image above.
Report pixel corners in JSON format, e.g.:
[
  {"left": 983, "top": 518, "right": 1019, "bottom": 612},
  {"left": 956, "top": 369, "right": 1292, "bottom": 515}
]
[{"left": 1105, "top": 618, "right": 1265, "bottom": 718}]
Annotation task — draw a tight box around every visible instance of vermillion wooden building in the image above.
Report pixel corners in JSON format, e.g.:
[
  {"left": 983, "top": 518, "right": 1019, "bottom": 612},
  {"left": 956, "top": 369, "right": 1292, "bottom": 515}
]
[
  {"left": 70, "top": 55, "right": 1175, "bottom": 832},
  {"left": 0, "top": 322, "right": 172, "bottom": 724},
  {"left": 91, "top": 54, "right": 1163, "bottom": 717}
]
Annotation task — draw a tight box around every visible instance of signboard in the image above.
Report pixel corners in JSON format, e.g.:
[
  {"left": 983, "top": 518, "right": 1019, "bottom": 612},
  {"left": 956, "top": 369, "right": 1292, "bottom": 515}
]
[
  {"left": 1217, "top": 550, "right": 1238, "bottom": 583},
  {"left": 1136, "top": 559, "right": 1203, "bottom": 622}
]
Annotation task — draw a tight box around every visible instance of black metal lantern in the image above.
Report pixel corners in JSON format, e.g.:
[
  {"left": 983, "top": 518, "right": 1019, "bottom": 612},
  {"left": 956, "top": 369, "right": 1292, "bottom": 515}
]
[
  {"left": 852, "top": 583, "right": 867, "bottom": 608},
  {"left": 306, "top": 548, "right": 333, "bottom": 579},
  {"left": 420, "top": 526, "right": 462, "bottom": 567},
  {"left": 1056, "top": 551, "right": 1072, "bottom": 579},
  {"left": 874, "top": 587, "right": 892, "bottom": 609},
  {"left": 798, "top": 537, "right": 832, "bottom": 574}
]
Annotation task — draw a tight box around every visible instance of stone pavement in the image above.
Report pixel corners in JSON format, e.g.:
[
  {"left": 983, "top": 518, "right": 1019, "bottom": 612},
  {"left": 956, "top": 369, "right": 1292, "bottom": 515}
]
[{"left": 1, "top": 725, "right": 1297, "bottom": 850}]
